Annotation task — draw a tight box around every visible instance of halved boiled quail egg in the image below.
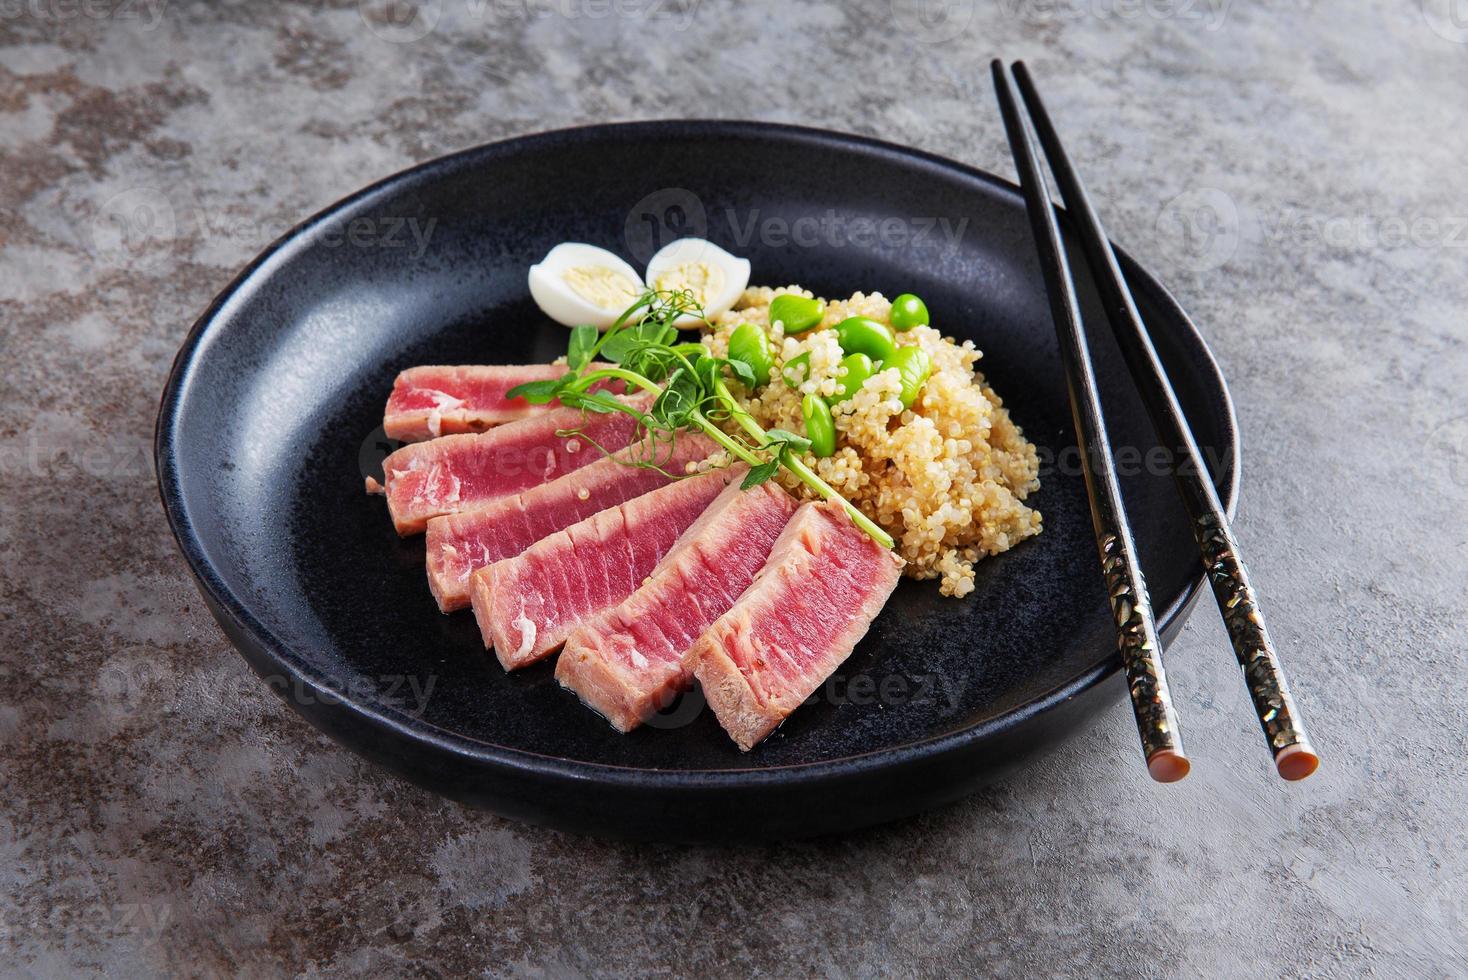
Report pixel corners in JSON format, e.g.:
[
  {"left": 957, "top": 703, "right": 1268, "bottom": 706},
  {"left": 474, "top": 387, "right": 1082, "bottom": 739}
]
[
  {"left": 528, "top": 243, "right": 645, "bottom": 329},
  {"left": 644, "top": 238, "right": 751, "bottom": 327}
]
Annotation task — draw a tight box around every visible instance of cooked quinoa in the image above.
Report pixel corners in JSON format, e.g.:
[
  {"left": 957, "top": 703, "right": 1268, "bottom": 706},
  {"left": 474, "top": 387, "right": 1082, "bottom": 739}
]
[{"left": 701, "top": 285, "right": 1042, "bottom": 598}]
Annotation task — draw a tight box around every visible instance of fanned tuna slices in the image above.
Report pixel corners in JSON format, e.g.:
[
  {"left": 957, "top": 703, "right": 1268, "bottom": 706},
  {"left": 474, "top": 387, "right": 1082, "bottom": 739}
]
[
  {"left": 423, "top": 432, "right": 718, "bottom": 613},
  {"left": 471, "top": 466, "right": 740, "bottom": 671},
  {"left": 685, "top": 500, "right": 904, "bottom": 751},
  {"left": 383, "top": 365, "right": 567, "bottom": 442},
  {"left": 369, "top": 391, "right": 653, "bottom": 535},
  {"left": 556, "top": 479, "right": 798, "bottom": 732}
]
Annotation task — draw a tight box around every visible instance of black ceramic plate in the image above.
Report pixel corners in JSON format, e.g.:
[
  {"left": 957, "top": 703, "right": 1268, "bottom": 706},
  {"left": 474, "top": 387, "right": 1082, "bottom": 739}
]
[{"left": 157, "top": 121, "right": 1237, "bottom": 840}]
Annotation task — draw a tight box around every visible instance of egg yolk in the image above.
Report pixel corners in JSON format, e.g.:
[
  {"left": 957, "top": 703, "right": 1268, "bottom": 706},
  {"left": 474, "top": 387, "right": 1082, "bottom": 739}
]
[
  {"left": 563, "top": 266, "right": 640, "bottom": 310},
  {"left": 652, "top": 261, "right": 724, "bottom": 307}
]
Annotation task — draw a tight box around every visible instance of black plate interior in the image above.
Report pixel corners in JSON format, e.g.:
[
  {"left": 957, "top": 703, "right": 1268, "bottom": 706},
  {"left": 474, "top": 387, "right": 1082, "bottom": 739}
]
[{"left": 157, "top": 121, "right": 1236, "bottom": 836}]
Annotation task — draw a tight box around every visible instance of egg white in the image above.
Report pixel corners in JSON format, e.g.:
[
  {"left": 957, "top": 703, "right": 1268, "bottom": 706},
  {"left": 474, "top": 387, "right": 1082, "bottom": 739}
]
[{"left": 528, "top": 242, "right": 645, "bottom": 329}]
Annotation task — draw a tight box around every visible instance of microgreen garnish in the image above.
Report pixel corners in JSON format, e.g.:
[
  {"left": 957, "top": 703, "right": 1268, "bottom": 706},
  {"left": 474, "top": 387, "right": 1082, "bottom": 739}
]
[
  {"left": 567, "top": 325, "right": 598, "bottom": 372},
  {"left": 508, "top": 289, "right": 894, "bottom": 549},
  {"left": 740, "top": 458, "right": 780, "bottom": 490}
]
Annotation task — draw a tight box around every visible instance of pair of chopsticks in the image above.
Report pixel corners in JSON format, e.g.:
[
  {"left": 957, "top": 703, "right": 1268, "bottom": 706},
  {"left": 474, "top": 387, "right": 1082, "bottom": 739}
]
[{"left": 991, "top": 60, "right": 1318, "bottom": 782}]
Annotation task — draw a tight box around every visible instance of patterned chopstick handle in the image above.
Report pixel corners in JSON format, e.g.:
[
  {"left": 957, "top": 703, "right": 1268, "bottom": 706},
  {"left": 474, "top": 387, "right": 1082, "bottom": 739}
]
[
  {"left": 1194, "top": 513, "right": 1312, "bottom": 757},
  {"left": 1099, "top": 530, "right": 1184, "bottom": 763}
]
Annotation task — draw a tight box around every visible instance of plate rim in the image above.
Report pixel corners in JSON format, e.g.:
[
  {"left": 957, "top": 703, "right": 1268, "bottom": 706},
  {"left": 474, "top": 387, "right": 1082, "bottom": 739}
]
[{"left": 155, "top": 119, "right": 1241, "bottom": 788}]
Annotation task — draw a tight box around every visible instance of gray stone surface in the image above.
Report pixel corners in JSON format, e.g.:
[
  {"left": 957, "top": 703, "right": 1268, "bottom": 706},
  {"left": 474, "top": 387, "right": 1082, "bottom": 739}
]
[{"left": 2, "top": 1, "right": 1465, "bottom": 976}]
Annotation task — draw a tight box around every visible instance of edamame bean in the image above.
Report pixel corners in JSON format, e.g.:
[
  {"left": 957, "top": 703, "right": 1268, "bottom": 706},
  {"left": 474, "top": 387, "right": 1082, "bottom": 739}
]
[
  {"left": 834, "top": 316, "right": 897, "bottom": 362},
  {"left": 728, "top": 322, "right": 774, "bottom": 388},
  {"left": 828, "top": 352, "right": 875, "bottom": 405},
  {"left": 890, "top": 293, "right": 929, "bottom": 332},
  {"left": 885, "top": 345, "right": 932, "bottom": 409},
  {"left": 769, "top": 294, "right": 826, "bottom": 334},
  {"left": 801, "top": 394, "right": 835, "bottom": 458},
  {"left": 781, "top": 351, "right": 812, "bottom": 389}
]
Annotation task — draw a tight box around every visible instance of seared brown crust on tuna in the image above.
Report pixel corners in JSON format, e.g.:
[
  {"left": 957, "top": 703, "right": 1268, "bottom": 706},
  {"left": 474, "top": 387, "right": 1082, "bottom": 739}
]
[
  {"left": 555, "top": 479, "right": 798, "bottom": 732},
  {"left": 685, "top": 501, "right": 903, "bottom": 751},
  {"left": 423, "top": 432, "right": 716, "bottom": 612},
  {"left": 374, "top": 391, "right": 653, "bottom": 535},
  {"left": 471, "top": 466, "right": 740, "bottom": 671},
  {"left": 383, "top": 364, "right": 568, "bottom": 442}
]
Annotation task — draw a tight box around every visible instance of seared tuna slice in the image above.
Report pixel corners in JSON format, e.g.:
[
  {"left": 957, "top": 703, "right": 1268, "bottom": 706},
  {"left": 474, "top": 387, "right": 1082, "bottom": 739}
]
[
  {"left": 384, "top": 364, "right": 566, "bottom": 442},
  {"left": 424, "top": 432, "right": 717, "bottom": 612},
  {"left": 556, "top": 479, "right": 797, "bottom": 732},
  {"left": 372, "top": 392, "right": 653, "bottom": 535},
  {"left": 472, "top": 466, "right": 740, "bottom": 670},
  {"left": 686, "top": 501, "right": 903, "bottom": 751}
]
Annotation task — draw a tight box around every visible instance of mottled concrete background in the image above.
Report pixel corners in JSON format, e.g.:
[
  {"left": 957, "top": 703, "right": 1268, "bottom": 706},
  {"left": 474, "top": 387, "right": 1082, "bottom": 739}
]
[{"left": 2, "top": 0, "right": 1466, "bottom": 976}]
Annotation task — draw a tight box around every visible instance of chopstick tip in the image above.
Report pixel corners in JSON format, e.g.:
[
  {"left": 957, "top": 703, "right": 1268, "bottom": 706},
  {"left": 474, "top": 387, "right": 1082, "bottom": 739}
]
[
  {"left": 1146, "top": 749, "right": 1190, "bottom": 783},
  {"left": 1274, "top": 743, "right": 1320, "bottom": 781}
]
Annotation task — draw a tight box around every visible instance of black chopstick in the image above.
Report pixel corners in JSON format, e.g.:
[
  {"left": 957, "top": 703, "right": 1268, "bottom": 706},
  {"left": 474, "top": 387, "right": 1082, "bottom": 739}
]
[
  {"left": 991, "top": 60, "right": 1190, "bottom": 783},
  {"left": 1008, "top": 61, "right": 1318, "bottom": 781}
]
